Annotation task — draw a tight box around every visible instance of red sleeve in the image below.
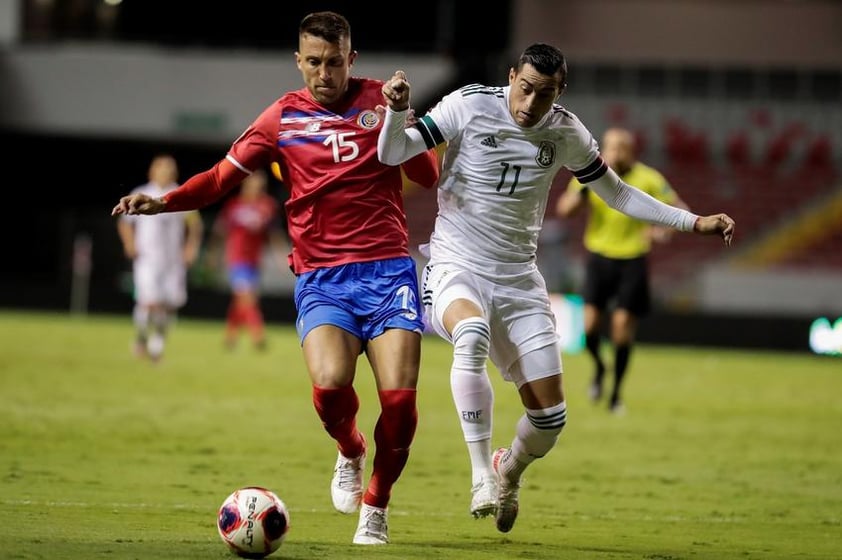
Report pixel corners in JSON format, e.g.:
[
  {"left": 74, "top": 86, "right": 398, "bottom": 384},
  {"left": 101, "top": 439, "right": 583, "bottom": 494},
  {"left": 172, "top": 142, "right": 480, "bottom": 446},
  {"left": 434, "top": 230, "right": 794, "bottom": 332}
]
[
  {"left": 401, "top": 148, "right": 439, "bottom": 189},
  {"left": 162, "top": 159, "right": 249, "bottom": 212}
]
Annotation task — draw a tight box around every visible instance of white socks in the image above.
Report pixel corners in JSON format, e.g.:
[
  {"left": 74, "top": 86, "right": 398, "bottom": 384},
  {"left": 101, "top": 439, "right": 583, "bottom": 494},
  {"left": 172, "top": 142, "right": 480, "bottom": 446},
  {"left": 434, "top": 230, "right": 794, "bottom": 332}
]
[
  {"left": 450, "top": 317, "right": 494, "bottom": 482},
  {"left": 504, "top": 401, "right": 568, "bottom": 480}
]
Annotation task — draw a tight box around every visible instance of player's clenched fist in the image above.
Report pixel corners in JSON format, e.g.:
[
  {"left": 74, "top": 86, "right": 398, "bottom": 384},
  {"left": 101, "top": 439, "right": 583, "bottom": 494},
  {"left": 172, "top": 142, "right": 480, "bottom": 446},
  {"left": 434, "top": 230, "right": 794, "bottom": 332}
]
[{"left": 382, "top": 70, "right": 410, "bottom": 112}]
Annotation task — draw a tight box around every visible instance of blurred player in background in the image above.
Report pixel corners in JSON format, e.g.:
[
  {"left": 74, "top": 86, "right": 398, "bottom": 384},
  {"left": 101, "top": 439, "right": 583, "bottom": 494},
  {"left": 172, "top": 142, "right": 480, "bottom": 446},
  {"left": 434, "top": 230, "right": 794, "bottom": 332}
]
[
  {"left": 208, "top": 167, "right": 286, "bottom": 351},
  {"left": 111, "top": 11, "right": 439, "bottom": 545},
  {"left": 557, "top": 127, "right": 690, "bottom": 414},
  {"left": 116, "top": 154, "right": 203, "bottom": 362},
  {"left": 378, "top": 43, "right": 733, "bottom": 533}
]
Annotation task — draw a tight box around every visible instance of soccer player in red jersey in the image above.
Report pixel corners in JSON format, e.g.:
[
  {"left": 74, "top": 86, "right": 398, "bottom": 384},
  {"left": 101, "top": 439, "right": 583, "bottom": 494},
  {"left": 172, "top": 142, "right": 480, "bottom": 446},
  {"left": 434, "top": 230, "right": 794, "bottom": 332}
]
[
  {"left": 112, "top": 11, "right": 440, "bottom": 545},
  {"left": 209, "top": 167, "right": 286, "bottom": 351}
]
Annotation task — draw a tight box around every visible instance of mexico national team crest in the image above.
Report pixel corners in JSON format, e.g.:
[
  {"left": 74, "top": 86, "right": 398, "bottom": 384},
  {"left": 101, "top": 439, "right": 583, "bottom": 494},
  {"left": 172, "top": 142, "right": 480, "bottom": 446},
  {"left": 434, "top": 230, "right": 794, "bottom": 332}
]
[
  {"left": 357, "top": 110, "right": 380, "bottom": 129},
  {"left": 535, "top": 141, "right": 556, "bottom": 168}
]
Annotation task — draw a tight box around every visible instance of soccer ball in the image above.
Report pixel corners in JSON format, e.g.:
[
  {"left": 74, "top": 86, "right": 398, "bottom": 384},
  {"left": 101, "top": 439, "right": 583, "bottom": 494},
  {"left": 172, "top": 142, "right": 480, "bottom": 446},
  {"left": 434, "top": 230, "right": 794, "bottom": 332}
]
[{"left": 217, "top": 486, "right": 290, "bottom": 558}]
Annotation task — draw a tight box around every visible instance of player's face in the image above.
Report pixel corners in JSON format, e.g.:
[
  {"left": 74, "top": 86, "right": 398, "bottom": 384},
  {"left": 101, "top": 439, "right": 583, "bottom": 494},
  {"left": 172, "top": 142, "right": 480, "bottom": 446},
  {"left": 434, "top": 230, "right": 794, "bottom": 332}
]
[
  {"left": 507, "top": 63, "right": 564, "bottom": 128},
  {"left": 296, "top": 33, "right": 357, "bottom": 106},
  {"left": 601, "top": 129, "right": 635, "bottom": 174},
  {"left": 148, "top": 156, "right": 178, "bottom": 186},
  {"left": 241, "top": 171, "right": 267, "bottom": 200}
]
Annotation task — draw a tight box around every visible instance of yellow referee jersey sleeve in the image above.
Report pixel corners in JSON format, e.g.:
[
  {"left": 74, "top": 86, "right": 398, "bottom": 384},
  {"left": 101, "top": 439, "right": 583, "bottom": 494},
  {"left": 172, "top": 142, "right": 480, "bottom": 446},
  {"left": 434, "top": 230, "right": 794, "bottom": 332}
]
[{"left": 568, "top": 162, "right": 677, "bottom": 259}]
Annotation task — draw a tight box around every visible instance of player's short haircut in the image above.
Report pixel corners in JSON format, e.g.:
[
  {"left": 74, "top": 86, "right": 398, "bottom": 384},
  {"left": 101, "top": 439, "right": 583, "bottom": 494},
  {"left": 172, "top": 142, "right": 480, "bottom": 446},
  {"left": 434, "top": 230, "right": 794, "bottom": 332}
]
[
  {"left": 516, "top": 43, "right": 568, "bottom": 89},
  {"left": 299, "top": 11, "right": 351, "bottom": 44}
]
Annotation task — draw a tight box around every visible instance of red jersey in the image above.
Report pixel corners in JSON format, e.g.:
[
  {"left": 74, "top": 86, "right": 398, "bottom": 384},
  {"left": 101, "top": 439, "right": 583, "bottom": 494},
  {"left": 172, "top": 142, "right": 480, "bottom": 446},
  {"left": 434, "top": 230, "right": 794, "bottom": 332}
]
[
  {"left": 217, "top": 193, "right": 280, "bottom": 267},
  {"left": 226, "top": 77, "right": 437, "bottom": 274}
]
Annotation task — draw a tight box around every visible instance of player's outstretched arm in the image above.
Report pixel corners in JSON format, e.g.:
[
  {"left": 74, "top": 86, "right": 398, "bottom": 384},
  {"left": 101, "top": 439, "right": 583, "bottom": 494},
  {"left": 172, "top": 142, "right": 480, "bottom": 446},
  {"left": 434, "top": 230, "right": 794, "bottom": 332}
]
[
  {"left": 111, "top": 158, "right": 247, "bottom": 217},
  {"left": 693, "top": 213, "right": 736, "bottom": 246},
  {"left": 586, "top": 167, "right": 698, "bottom": 232}
]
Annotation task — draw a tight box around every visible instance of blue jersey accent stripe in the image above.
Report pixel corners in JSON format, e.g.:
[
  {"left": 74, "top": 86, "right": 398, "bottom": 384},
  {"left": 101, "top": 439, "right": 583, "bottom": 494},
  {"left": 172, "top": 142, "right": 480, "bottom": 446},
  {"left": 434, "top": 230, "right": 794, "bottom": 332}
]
[
  {"left": 281, "top": 107, "right": 362, "bottom": 119},
  {"left": 277, "top": 136, "right": 327, "bottom": 148}
]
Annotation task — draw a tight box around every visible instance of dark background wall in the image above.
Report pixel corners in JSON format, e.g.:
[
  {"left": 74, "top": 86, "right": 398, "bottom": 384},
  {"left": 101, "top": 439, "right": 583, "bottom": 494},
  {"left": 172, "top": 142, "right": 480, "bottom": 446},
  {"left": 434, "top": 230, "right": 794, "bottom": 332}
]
[{"left": 2, "top": 0, "right": 839, "bottom": 356}]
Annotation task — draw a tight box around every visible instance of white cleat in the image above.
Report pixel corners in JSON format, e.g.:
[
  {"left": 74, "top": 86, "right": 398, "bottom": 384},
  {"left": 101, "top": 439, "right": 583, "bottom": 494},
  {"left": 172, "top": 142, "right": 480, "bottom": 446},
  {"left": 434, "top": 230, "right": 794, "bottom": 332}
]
[
  {"left": 146, "top": 333, "right": 165, "bottom": 362},
  {"left": 470, "top": 475, "right": 498, "bottom": 518},
  {"left": 492, "top": 447, "right": 520, "bottom": 533},
  {"left": 331, "top": 449, "right": 365, "bottom": 514},
  {"left": 352, "top": 504, "right": 389, "bottom": 545}
]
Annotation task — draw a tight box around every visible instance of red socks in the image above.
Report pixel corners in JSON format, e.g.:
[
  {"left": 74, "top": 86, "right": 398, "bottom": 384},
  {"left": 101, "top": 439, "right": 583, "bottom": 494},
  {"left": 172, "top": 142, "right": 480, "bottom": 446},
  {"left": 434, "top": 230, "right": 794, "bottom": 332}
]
[
  {"left": 312, "top": 386, "right": 418, "bottom": 509},
  {"left": 226, "top": 300, "right": 265, "bottom": 345},
  {"left": 364, "top": 389, "right": 418, "bottom": 509},
  {"left": 312, "top": 385, "right": 365, "bottom": 459}
]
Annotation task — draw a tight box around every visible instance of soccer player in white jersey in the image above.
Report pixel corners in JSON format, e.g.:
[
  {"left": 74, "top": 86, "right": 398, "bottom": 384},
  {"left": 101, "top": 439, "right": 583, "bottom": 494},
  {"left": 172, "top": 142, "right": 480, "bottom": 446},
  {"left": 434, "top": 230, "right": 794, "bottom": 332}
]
[
  {"left": 116, "top": 154, "right": 203, "bottom": 362},
  {"left": 378, "top": 43, "right": 735, "bottom": 533}
]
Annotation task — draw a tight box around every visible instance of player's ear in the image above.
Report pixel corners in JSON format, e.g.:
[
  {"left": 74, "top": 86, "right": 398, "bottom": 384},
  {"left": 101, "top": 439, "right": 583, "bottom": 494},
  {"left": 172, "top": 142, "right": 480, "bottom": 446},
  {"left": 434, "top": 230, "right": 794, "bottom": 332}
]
[
  {"left": 508, "top": 67, "right": 516, "bottom": 84},
  {"left": 348, "top": 50, "right": 358, "bottom": 67},
  {"left": 294, "top": 52, "right": 301, "bottom": 71}
]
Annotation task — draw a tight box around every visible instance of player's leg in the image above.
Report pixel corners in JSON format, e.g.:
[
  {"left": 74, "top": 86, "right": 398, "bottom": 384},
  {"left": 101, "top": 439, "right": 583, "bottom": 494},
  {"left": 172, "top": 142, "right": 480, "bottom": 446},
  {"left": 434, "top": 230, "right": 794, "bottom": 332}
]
[
  {"left": 490, "top": 278, "right": 566, "bottom": 533},
  {"left": 494, "top": 346, "right": 566, "bottom": 533},
  {"left": 147, "top": 265, "right": 187, "bottom": 362},
  {"left": 583, "top": 304, "right": 604, "bottom": 400},
  {"left": 131, "top": 263, "right": 153, "bottom": 358},
  {"left": 302, "top": 324, "right": 367, "bottom": 514},
  {"left": 133, "top": 262, "right": 171, "bottom": 361},
  {"left": 364, "top": 329, "right": 421, "bottom": 505},
  {"left": 226, "top": 264, "right": 265, "bottom": 349},
  {"left": 295, "top": 267, "right": 367, "bottom": 517},
  {"left": 582, "top": 252, "right": 611, "bottom": 401},
  {"left": 223, "top": 266, "right": 243, "bottom": 349},
  {"left": 608, "top": 308, "right": 637, "bottom": 413},
  {"left": 237, "top": 289, "right": 266, "bottom": 349},
  {"left": 609, "top": 257, "right": 649, "bottom": 413},
  {"left": 145, "top": 303, "right": 168, "bottom": 361},
  {"left": 247, "top": 289, "right": 268, "bottom": 351},
  {"left": 426, "top": 264, "right": 497, "bottom": 519},
  {"left": 352, "top": 256, "right": 425, "bottom": 544},
  {"left": 235, "top": 265, "right": 267, "bottom": 349},
  {"left": 131, "top": 303, "right": 150, "bottom": 358},
  {"left": 223, "top": 294, "right": 242, "bottom": 350},
  {"left": 358, "top": 328, "right": 421, "bottom": 544}
]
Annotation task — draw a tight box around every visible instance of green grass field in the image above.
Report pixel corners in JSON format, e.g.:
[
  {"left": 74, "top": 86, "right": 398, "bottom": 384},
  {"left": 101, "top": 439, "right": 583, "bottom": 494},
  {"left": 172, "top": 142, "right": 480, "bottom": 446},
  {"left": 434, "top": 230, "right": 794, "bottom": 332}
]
[{"left": 1, "top": 310, "right": 840, "bottom": 559}]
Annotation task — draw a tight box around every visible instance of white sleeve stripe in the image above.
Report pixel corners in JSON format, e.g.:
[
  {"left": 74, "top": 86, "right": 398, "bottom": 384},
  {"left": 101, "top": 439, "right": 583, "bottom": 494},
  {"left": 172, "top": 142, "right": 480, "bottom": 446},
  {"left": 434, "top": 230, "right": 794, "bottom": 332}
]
[{"left": 225, "top": 155, "right": 253, "bottom": 174}]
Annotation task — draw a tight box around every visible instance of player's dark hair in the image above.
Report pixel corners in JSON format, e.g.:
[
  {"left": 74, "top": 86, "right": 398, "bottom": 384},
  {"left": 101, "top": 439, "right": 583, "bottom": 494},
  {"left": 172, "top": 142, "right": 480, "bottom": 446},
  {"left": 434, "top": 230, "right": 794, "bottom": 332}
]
[
  {"left": 517, "top": 43, "right": 568, "bottom": 90},
  {"left": 299, "top": 11, "right": 351, "bottom": 44}
]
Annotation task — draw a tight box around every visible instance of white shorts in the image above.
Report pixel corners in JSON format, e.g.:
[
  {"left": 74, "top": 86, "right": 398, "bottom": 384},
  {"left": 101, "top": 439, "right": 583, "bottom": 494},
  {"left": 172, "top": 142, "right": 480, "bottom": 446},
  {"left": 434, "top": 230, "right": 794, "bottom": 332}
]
[
  {"left": 133, "top": 259, "right": 187, "bottom": 308},
  {"left": 421, "top": 261, "right": 562, "bottom": 386}
]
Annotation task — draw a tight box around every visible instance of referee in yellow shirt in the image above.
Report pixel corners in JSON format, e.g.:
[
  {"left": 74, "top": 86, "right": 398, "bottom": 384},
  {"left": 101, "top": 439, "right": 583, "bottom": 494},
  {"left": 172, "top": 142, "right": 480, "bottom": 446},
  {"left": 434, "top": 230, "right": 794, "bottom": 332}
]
[{"left": 556, "top": 127, "right": 689, "bottom": 414}]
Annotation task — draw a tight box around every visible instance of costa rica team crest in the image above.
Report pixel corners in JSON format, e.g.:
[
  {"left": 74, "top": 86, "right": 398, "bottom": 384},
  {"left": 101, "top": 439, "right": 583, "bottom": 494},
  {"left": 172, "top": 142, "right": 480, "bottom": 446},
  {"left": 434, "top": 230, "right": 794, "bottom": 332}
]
[{"left": 357, "top": 109, "right": 380, "bottom": 129}]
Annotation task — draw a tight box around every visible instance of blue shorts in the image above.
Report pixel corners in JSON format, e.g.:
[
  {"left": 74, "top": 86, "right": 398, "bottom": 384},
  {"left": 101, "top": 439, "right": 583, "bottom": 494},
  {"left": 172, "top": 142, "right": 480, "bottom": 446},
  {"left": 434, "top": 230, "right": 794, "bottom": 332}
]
[
  {"left": 294, "top": 256, "right": 424, "bottom": 344},
  {"left": 228, "top": 264, "right": 260, "bottom": 292}
]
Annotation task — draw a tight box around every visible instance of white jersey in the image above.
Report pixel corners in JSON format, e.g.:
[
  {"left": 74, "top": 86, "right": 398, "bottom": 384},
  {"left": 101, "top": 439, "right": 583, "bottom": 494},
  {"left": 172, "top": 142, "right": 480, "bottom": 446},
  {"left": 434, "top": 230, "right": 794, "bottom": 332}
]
[
  {"left": 421, "top": 84, "right": 603, "bottom": 276},
  {"left": 120, "top": 182, "right": 194, "bottom": 307},
  {"left": 120, "top": 182, "right": 190, "bottom": 269}
]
